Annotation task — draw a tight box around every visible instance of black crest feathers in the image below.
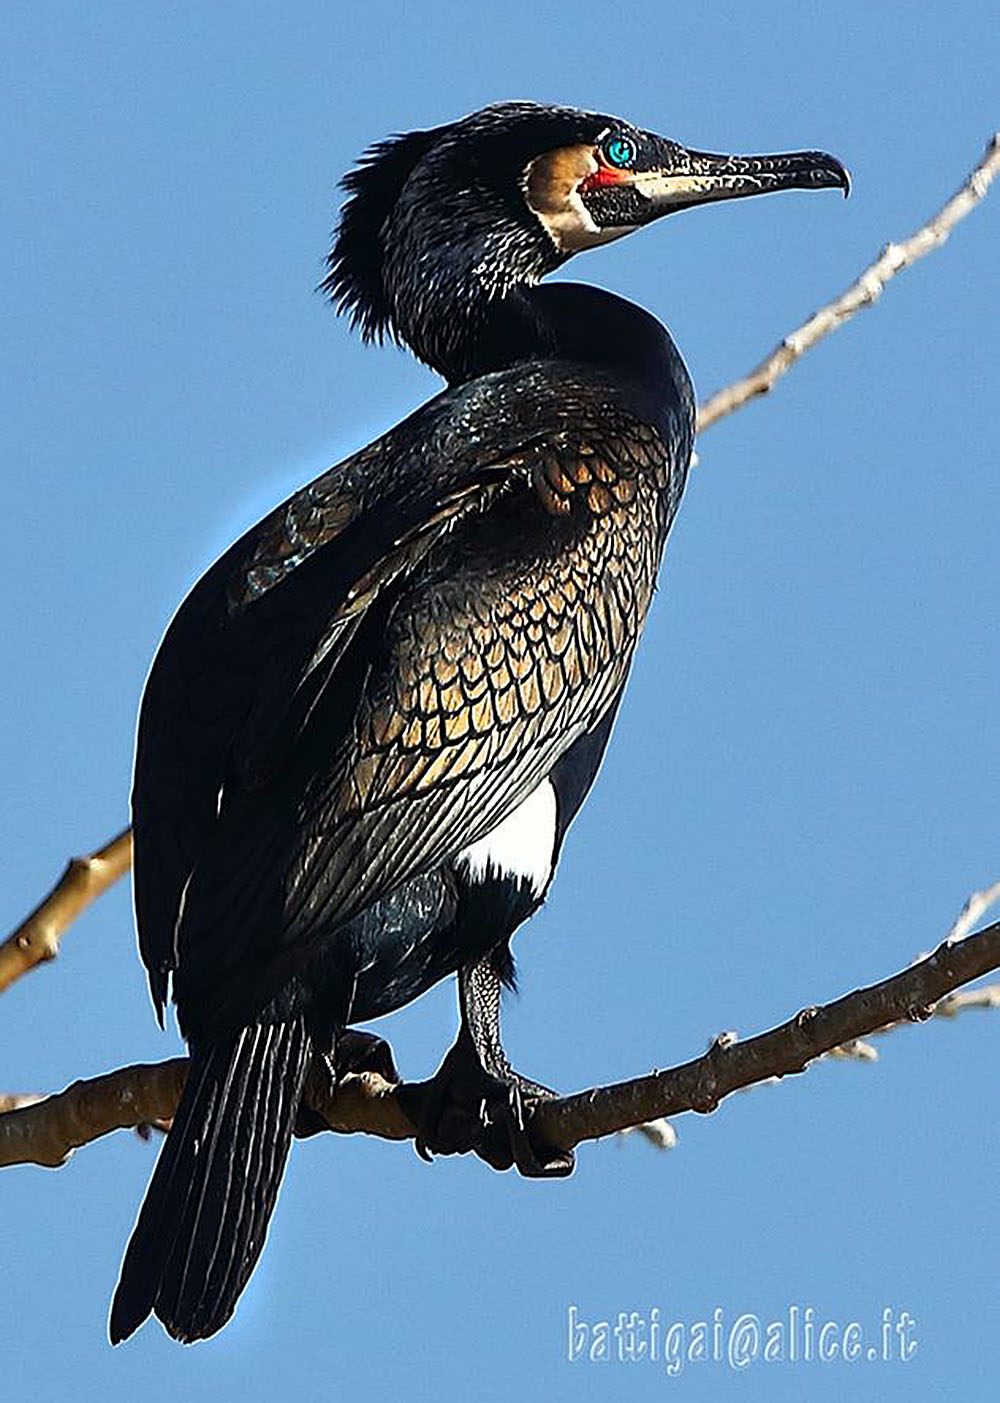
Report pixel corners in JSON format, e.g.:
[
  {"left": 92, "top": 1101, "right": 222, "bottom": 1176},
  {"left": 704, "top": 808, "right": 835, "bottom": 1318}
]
[{"left": 322, "top": 124, "right": 447, "bottom": 342}]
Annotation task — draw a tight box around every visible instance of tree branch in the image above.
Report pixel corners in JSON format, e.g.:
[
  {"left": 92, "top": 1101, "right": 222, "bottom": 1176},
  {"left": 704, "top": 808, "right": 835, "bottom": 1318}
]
[
  {"left": 0, "top": 828, "right": 132, "bottom": 993},
  {"left": 539, "top": 918, "right": 1000, "bottom": 1150},
  {"left": 817, "top": 877, "right": 1000, "bottom": 1061},
  {"left": 2, "top": 137, "right": 997, "bottom": 999},
  {"left": 3, "top": 918, "right": 998, "bottom": 1170}
]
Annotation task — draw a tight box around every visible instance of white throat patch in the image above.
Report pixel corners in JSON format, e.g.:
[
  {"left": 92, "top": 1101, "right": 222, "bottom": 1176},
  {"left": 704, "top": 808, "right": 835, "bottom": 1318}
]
[
  {"left": 455, "top": 780, "right": 558, "bottom": 898},
  {"left": 524, "top": 144, "right": 631, "bottom": 254}
]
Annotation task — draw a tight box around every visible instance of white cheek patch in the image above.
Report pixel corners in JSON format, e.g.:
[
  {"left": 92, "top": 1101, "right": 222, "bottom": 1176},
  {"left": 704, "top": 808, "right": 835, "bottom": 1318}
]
[
  {"left": 524, "top": 144, "right": 633, "bottom": 254},
  {"left": 455, "top": 780, "right": 558, "bottom": 898}
]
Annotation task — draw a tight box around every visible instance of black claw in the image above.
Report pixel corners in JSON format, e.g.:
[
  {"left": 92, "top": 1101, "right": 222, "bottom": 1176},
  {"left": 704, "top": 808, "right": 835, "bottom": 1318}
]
[
  {"left": 398, "top": 1040, "right": 574, "bottom": 1179},
  {"left": 509, "top": 1110, "right": 575, "bottom": 1178},
  {"left": 332, "top": 1028, "right": 402, "bottom": 1083},
  {"left": 295, "top": 1029, "right": 401, "bottom": 1138}
]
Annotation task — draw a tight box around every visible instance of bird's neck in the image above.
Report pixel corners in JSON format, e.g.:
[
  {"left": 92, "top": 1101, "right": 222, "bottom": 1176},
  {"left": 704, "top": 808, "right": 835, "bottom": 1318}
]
[{"left": 424, "top": 282, "right": 692, "bottom": 422}]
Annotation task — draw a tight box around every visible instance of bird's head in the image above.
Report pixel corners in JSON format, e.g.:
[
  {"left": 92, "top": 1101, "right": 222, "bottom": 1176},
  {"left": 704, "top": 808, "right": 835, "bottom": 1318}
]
[{"left": 324, "top": 101, "right": 848, "bottom": 380}]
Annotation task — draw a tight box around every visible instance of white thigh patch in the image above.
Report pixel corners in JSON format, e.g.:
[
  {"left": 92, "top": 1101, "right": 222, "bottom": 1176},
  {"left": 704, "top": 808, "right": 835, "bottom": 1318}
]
[{"left": 455, "top": 781, "right": 558, "bottom": 898}]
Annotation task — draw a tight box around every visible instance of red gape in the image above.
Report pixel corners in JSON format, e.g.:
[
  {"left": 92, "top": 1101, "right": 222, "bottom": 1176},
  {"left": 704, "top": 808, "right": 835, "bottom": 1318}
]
[{"left": 579, "top": 159, "right": 631, "bottom": 195}]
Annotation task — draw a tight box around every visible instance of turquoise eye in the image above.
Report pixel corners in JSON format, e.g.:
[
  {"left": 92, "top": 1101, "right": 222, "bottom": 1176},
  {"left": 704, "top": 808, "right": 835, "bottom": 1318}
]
[{"left": 603, "top": 136, "right": 636, "bottom": 169}]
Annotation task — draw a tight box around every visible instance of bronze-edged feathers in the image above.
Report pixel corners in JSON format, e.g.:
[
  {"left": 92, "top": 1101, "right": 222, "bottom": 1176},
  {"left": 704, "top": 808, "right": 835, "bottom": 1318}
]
[{"left": 134, "top": 366, "right": 687, "bottom": 1026}]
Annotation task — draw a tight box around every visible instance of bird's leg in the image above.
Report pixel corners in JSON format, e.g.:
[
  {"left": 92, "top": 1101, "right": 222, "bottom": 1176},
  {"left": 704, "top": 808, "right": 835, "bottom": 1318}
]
[
  {"left": 294, "top": 1028, "right": 401, "bottom": 1138},
  {"left": 461, "top": 952, "right": 550, "bottom": 1099},
  {"left": 399, "top": 949, "right": 574, "bottom": 1178}
]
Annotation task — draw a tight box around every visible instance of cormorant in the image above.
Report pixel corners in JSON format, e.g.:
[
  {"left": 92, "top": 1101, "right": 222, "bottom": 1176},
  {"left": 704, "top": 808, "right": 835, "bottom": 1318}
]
[{"left": 110, "top": 101, "right": 847, "bottom": 1344}]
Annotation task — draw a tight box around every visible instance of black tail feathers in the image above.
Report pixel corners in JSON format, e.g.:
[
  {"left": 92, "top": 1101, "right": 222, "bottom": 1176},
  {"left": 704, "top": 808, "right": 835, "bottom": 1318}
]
[{"left": 109, "top": 1015, "right": 313, "bottom": 1344}]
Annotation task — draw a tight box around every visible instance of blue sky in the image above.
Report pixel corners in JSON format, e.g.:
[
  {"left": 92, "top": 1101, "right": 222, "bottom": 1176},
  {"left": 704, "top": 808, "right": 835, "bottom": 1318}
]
[{"left": 3, "top": 3, "right": 998, "bottom": 1399}]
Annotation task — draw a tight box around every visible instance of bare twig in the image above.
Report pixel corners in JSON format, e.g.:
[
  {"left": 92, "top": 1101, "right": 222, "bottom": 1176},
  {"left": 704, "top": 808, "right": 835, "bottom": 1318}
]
[
  {"left": 933, "top": 984, "right": 1000, "bottom": 1016},
  {"left": 697, "top": 133, "right": 1000, "bottom": 433},
  {"left": 0, "top": 829, "right": 132, "bottom": 993},
  {"left": 539, "top": 917, "right": 1000, "bottom": 1151},
  {"left": 3, "top": 140, "right": 997, "bottom": 999},
  {"left": 825, "top": 978, "right": 1000, "bottom": 1063},
  {"left": 3, "top": 919, "right": 998, "bottom": 1170},
  {"left": 617, "top": 1118, "right": 678, "bottom": 1151},
  {"left": 0, "top": 1093, "right": 47, "bottom": 1115},
  {"left": 824, "top": 877, "right": 1000, "bottom": 1060},
  {"left": 944, "top": 878, "right": 1000, "bottom": 944}
]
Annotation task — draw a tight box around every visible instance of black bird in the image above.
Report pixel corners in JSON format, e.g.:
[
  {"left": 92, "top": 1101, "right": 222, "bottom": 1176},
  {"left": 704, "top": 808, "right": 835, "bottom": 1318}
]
[{"left": 110, "top": 101, "right": 847, "bottom": 1344}]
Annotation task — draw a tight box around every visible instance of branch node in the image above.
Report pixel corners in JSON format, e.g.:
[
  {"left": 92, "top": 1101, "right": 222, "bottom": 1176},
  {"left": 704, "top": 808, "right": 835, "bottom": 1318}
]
[
  {"left": 689, "top": 1031, "right": 737, "bottom": 1113},
  {"left": 930, "top": 939, "right": 962, "bottom": 978},
  {"left": 905, "top": 1002, "right": 937, "bottom": 1024}
]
